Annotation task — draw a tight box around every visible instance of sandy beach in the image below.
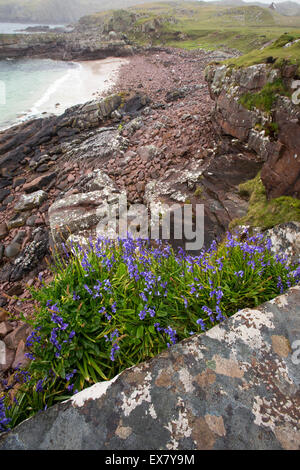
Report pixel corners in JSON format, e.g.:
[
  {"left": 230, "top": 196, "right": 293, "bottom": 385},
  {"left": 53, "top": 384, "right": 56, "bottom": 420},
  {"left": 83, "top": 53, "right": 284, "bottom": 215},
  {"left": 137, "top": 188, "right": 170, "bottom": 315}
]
[{"left": 32, "top": 57, "right": 129, "bottom": 118}]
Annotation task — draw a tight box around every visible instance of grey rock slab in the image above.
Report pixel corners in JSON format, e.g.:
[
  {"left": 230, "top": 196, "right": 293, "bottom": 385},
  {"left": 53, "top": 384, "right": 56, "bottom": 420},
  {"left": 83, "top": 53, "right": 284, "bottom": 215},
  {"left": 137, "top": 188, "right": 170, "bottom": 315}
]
[{"left": 1, "top": 286, "right": 300, "bottom": 450}]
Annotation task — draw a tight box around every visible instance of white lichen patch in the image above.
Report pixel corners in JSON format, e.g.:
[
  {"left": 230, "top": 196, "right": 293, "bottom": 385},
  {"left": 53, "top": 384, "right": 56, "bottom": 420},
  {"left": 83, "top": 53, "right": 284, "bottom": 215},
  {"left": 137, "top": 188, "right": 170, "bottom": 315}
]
[
  {"left": 184, "top": 338, "right": 205, "bottom": 360},
  {"left": 252, "top": 395, "right": 276, "bottom": 431},
  {"left": 165, "top": 398, "right": 192, "bottom": 450},
  {"left": 121, "top": 371, "right": 153, "bottom": 417},
  {"left": 69, "top": 374, "right": 120, "bottom": 408},
  {"left": 178, "top": 368, "right": 195, "bottom": 393},
  {"left": 206, "top": 308, "right": 274, "bottom": 354},
  {"left": 148, "top": 403, "right": 157, "bottom": 419},
  {"left": 269, "top": 294, "right": 289, "bottom": 308}
]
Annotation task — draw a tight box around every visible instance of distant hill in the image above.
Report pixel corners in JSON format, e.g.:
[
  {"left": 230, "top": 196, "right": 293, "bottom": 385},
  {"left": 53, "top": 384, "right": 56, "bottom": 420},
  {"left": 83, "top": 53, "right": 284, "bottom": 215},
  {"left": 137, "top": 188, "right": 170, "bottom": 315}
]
[
  {"left": 0, "top": 0, "right": 299, "bottom": 24},
  {"left": 0, "top": 0, "right": 166, "bottom": 24},
  {"left": 274, "top": 1, "right": 300, "bottom": 16},
  {"left": 213, "top": 0, "right": 300, "bottom": 16}
]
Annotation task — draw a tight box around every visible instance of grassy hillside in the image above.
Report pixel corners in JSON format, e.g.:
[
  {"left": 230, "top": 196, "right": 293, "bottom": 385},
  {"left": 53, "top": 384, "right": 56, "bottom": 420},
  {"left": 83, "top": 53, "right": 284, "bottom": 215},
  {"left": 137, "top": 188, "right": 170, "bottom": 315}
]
[
  {"left": 0, "top": 0, "right": 164, "bottom": 23},
  {"left": 82, "top": 2, "right": 300, "bottom": 53},
  {"left": 225, "top": 33, "right": 300, "bottom": 71}
]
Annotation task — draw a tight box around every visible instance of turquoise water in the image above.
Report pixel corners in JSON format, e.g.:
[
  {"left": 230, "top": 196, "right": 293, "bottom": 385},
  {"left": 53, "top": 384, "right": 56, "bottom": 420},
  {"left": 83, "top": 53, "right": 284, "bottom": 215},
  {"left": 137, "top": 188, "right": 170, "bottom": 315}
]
[
  {"left": 0, "top": 22, "right": 67, "bottom": 34},
  {"left": 0, "top": 58, "right": 78, "bottom": 129}
]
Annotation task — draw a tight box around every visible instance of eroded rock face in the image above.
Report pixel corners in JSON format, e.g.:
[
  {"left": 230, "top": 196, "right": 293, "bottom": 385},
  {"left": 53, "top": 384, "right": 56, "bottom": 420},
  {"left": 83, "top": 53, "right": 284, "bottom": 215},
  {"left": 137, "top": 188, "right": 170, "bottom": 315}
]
[
  {"left": 205, "top": 63, "right": 300, "bottom": 199},
  {"left": 1, "top": 286, "right": 299, "bottom": 450},
  {"left": 144, "top": 154, "right": 262, "bottom": 249},
  {"left": 48, "top": 171, "right": 125, "bottom": 246},
  {"left": 0, "top": 94, "right": 123, "bottom": 176}
]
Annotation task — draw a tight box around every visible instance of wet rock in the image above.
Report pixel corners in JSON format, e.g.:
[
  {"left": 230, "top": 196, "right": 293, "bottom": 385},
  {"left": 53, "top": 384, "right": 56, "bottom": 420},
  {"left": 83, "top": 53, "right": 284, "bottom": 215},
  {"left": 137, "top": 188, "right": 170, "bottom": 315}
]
[
  {"left": 9, "top": 229, "right": 49, "bottom": 282},
  {"left": 7, "top": 212, "right": 30, "bottom": 230},
  {"left": 14, "top": 191, "right": 47, "bottom": 212},
  {"left": 23, "top": 173, "right": 57, "bottom": 193},
  {"left": 0, "top": 223, "right": 8, "bottom": 240},
  {"left": 4, "top": 243, "right": 21, "bottom": 259},
  {"left": 0, "top": 189, "right": 10, "bottom": 204}
]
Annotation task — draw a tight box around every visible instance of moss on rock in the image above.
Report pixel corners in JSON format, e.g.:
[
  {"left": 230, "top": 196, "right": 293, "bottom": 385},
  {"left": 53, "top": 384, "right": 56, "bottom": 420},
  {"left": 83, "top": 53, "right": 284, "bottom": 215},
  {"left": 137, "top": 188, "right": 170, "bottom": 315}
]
[{"left": 230, "top": 173, "right": 300, "bottom": 230}]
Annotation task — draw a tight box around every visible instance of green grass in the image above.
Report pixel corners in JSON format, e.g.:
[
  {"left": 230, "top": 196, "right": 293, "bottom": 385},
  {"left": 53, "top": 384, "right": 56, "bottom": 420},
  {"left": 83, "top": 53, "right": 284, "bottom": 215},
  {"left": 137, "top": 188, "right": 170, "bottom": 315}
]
[
  {"left": 1, "top": 232, "right": 299, "bottom": 432},
  {"left": 79, "top": 2, "right": 300, "bottom": 54},
  {"left": 226, "top": 33, "right": 300, "bottom": 71},
  {"left": 239, "top": 79, "right": 290, "bottom": 113},
  {"left": 230, "top": 173, "right": 300, "bottom": 230}
]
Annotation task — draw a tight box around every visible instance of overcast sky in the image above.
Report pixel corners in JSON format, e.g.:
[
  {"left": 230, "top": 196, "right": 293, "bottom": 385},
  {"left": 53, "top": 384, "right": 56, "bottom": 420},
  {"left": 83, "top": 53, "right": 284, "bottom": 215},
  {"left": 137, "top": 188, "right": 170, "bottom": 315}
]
[{"left": 201, "top": 0, "right": 300, "bottom": 4}]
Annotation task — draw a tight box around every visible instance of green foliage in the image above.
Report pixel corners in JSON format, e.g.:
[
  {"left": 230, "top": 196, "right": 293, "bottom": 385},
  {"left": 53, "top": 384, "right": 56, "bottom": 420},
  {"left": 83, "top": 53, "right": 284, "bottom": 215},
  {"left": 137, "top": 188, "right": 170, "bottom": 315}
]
[
  {"left": 231, "top": 173, "right": 300, "bottom": 230},
  {"left": 239, "top": 79, "right": 289, "bottom": 113},
  {"left": 1, "top": 233, "right": 299, "bottom": 431}
]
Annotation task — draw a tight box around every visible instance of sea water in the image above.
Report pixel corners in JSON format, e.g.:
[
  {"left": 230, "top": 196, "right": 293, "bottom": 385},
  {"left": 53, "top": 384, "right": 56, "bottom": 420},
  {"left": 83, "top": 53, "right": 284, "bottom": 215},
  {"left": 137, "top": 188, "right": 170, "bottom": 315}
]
[
  {"left": 0, "top": 22, "right": 67, "bottom": 34},
  {"left": 0, "top": 58, "right": 80, "bottom": 129}
]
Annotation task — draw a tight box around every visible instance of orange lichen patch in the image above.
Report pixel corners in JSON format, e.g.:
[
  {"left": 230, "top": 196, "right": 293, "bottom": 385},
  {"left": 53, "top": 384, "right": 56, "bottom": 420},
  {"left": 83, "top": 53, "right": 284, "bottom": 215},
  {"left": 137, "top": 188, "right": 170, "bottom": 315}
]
[
  {"left": 124, "top": 368, "right": 148, "bottom": 385},
  {"left": 274, "top": 424, "right": 300, "bottom": 450},
  {"left": 271, "top": 335, "right": 292, "bottom": 358},
  {"left": 191, "top": 416, "right": 216, "bottom": 450},
  {"left": 155, "top": 369, "right": 173, "bottom": 388},
  {"left": 204, "top": 414, "right": 226, "bottom": 437},
  {"left": 115, "top": 421, "right": 133, "bottom": 440},
  {"left": 213, "top": 355, "right": 244, "bottom": 379},
  {"left": 194, "top": 368, "right": 216, "bottom": 388}
]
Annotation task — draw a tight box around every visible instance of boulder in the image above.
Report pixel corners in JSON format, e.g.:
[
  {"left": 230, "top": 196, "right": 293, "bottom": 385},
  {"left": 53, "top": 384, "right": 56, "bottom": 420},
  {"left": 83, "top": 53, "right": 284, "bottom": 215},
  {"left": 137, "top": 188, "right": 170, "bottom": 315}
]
[
  {"left": 264, "top": 221, "right": 300, "bottom": 264},
  {"left": 14, "top": 191, "right": 47, "bottom": 212}
]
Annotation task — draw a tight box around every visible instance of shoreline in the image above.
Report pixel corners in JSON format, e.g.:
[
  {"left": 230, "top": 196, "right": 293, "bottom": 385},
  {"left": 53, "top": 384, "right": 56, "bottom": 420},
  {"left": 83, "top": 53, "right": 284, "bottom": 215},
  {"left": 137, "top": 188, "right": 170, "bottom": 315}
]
[{"left": 0, "top": 56, "right": 129, "bottom": 132}]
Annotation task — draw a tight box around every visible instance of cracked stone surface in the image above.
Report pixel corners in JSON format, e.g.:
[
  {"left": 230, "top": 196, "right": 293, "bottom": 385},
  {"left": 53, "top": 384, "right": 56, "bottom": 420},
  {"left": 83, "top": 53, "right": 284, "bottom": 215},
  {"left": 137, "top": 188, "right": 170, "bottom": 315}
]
[{"left": 1, "top": 286, "right": 299, "bottom": 450}]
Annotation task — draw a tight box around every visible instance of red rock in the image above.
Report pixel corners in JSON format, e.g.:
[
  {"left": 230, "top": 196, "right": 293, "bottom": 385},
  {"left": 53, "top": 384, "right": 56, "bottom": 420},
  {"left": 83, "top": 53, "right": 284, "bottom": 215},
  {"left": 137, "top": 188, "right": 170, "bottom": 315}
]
[
  {"left": 12, "top": 340, "right": 30, "bottom": 370},
  {"left": 67, "top": 174, "right": 75, "bottom": 183},
  {"left": 0, "top": 322, "right": 14, "bottom": 338},
  {"left": 4, "top": 324, "right": 32, "bottom": 350}
]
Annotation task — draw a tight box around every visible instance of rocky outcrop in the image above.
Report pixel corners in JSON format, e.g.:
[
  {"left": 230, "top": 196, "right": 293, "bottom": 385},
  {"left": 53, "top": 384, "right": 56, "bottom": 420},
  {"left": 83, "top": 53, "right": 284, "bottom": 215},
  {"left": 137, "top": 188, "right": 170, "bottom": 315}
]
[
  {"left": 205, "top": 62, "right": 300, "bottom": 199},
  {"left": 48, "top": 170, "right": 126, "bottom": 245},
  {"left": 1, "top": 285, "right": 299, "bottom": 450},
  {"left": 0, "top": 31, "right": 135, "bottom": 61},
  {"left": 143, "top": 152, "right": 262, "bottom": 248},
  {"left": 0, "top": 93, "right": 123, "bottom": 176}
]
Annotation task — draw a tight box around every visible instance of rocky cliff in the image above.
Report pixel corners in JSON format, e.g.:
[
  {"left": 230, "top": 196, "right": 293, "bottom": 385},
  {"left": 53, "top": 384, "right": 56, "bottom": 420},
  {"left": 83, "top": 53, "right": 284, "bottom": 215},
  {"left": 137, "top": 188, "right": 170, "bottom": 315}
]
[
  {"left": 205, "top": 61, "right": 300, "bottom": 199},
  {"left": 0, "top": 30, "right": 135, "bottom": 61}
]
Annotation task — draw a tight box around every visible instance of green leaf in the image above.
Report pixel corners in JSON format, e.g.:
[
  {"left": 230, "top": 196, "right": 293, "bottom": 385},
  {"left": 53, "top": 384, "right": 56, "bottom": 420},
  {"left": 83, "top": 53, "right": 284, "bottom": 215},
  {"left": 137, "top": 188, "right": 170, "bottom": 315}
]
[{"left": 136, "top": 325, "right": 144, "bottom": 339}]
